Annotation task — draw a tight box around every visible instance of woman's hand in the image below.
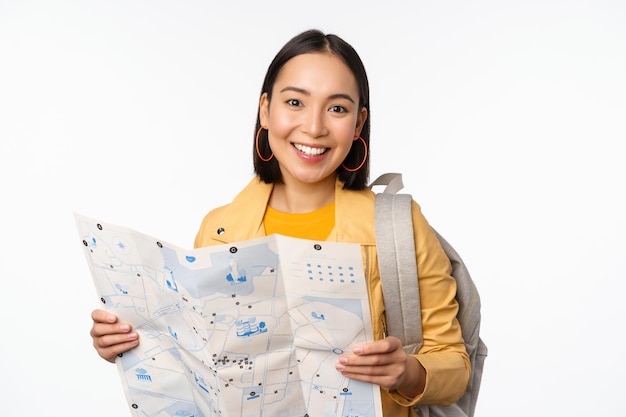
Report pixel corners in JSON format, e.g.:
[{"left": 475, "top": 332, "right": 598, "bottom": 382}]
[
  {"left": 335, "top": 336, "right": 426, "bottom": 397},
  {"left": 90, "top": 309, "right": 139, "bottom": 363}
]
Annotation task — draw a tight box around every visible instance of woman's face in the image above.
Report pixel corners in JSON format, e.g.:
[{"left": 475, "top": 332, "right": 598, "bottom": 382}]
[{"left": 259, "top": 52, "right": 367, "bottom": 188}]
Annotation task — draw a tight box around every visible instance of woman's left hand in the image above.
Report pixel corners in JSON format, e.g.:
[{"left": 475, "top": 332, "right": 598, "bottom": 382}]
[{"left": 335, "top": 335, "right": 425, "bottom": 396}]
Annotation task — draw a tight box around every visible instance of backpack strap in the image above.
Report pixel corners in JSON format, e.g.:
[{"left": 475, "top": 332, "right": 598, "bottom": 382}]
[
  {"left": 369, "top": 172, "right": 405, "bottom": 195},
  {"left": 371, "top": 173, "right": 488, "bottom": 417},
  {"left": 371, "top": 174, "right": 423, "bottom": 352}
]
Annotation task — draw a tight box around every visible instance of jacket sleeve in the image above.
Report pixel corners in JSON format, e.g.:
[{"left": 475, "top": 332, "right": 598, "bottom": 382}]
[{"left": 387, "top": 200, "right": 471, "bottom": 407}]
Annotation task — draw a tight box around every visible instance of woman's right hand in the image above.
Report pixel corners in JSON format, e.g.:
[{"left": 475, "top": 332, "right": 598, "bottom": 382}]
[{"left": 90, "top": 309, "right": 139, "bottom": 363}]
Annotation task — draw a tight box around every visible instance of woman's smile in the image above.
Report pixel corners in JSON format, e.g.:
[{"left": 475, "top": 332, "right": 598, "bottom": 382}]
[{"left": 292, "top": 142, "right": 329, "bottom": 157}]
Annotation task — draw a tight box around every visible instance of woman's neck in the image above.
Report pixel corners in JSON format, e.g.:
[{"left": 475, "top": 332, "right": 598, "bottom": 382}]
[{"left": 269, "top": 176, "right": 336, "bottom": 214}]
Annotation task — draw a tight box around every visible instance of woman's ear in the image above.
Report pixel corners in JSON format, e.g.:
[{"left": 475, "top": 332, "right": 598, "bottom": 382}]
[
  {"left": 259, "top": 93, "right": 270, "bottom": 127},
  {"left": 355, "top": 106, "right": 368, "bottom": 137}
]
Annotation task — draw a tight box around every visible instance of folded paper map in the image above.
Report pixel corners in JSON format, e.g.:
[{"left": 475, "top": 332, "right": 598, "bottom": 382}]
[{"left": 75, "top": 213, "right": 382, "bottom": 417}]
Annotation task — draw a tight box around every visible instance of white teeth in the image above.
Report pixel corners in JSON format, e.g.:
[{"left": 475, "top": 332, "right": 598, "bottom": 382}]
[{"left": 293, "top": 143, "right": 327, "bottom": 156}]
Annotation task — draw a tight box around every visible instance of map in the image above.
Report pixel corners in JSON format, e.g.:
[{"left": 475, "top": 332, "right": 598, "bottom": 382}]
[{"left": 75, "top": 213, "right": 382, "bottom": 417}]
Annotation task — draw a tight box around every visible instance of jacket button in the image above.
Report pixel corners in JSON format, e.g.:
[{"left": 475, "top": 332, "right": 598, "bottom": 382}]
[{"left": 217, "top": 227, "right": 225, "bottom": 235}]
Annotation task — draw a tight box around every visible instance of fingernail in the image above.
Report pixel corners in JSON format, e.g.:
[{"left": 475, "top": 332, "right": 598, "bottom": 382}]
[
  {"left": 127, "top": 332, "right": 138, "bottom": 340},
  {"left": 340, "top": 357, "right": 348, "bottom": 365},
  {"left": 335, "top": 363, "right": 345, "bottom": 371},
  {"left": 119, "top": 324, "right": 130, "bottom": 332},
  {"left": 353, "top": 347, "right": 363, "bottom": 354}
]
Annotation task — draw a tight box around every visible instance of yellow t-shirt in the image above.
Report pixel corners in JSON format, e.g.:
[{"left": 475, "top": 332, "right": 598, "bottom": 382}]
[{"left": 263, "top": 201, "right": 335, "bottom": 241}]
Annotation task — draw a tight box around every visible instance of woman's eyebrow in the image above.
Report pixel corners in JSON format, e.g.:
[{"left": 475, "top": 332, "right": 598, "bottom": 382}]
[
  {"left": 280, "top": 86, "right": 309, "bottom": 95},
  {"left": 328, "top": 93, "right": 355, "bottom": 103},
  {"left": 279, "top": 86, "right": 356, "bottom": 104}
]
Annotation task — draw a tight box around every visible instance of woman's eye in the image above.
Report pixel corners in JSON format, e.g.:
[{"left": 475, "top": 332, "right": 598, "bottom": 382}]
[
  {"left": 329, "top": 105, "right": 346, "bottom": 113},
  {"left": 286, "top": 99, "right": 301, "bottom": 106}
]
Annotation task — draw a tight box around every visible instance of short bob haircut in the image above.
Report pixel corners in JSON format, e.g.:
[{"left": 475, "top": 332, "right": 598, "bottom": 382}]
[{"left": 253, "top": 29, "right": 370, "bottom": 190}]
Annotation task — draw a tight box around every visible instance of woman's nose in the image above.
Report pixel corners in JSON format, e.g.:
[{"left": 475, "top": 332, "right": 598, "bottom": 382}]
[{"left": 302, "top": 108, "right": 328, "bottom": 137}]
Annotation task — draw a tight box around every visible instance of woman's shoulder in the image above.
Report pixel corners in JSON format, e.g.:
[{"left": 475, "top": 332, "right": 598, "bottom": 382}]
[
  {"left": 194, "top": 177, "right": 273, "bottom": 247},
  {"left": 198, "top": 202, "right": 230, "bottom": 227},
  {"left": 193, "top": 203, "right": 230, "bottom": 248}
]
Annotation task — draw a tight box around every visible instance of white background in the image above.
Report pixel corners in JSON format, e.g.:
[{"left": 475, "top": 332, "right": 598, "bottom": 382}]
[{"left": 1, "top": 1, "right": 624, "bottom": 415}]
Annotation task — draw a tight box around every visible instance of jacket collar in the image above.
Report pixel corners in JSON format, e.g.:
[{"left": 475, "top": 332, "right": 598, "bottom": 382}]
[
  {"left": 210, "top": 176, "right": 376, "bottom": 245},
  {"left": 330, "top": 178, "right": 376, "bottom": 244}
]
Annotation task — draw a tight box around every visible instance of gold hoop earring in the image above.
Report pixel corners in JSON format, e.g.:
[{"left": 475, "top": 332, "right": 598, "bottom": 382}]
[
  {"left": 255, "top": 126, "right": 273, "bottom": 162},
  {"left": 342, "top": 136, "right": 367, "bottom": 172}
]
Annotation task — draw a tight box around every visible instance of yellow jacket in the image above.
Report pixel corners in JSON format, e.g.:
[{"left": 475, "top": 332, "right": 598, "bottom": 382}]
[{"left": 195, "top": 177, "right": 470, "bottom": 417}]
